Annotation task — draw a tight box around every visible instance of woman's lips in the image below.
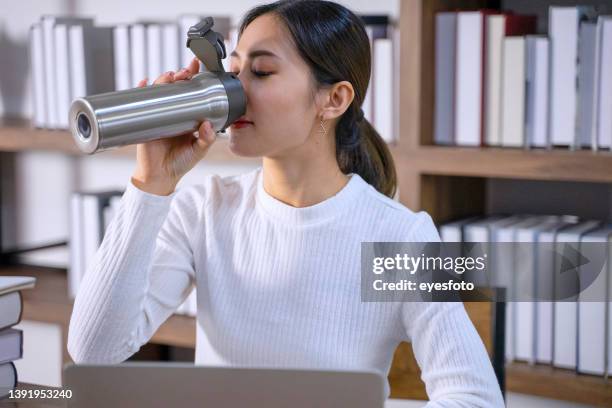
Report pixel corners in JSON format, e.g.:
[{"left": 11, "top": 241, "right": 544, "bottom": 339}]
[{"left": 231, "top": 121, "right": 253, "bottom": 129}]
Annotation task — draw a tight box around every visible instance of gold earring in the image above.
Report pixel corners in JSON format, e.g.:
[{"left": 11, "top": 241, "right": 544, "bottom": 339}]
[{"left": 318, "top": 117, "right": 327, "bottom": 136}]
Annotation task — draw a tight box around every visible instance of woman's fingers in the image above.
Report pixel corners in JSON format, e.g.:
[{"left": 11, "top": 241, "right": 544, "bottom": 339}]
[
  {"left": 152, "top": 71, "right": 175, "bottom": 85},
  {"left": 193, "top": 121, "right": 216, "bottom": 154},
  {"left": 174, "top": 58, "right": 199, "bottom": 81},
  {"left": 137, "top": 78, "right": 148, "bottom": 87},
  {"left": 187, "top": 57, "right": 200, "bottom": 75},
  {"left": 174, "top": 68, "right": 192, "bottom": 81}
]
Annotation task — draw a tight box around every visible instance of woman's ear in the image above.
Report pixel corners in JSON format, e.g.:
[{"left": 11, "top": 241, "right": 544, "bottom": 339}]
[{"left": 318, "top": 81, "right": 355, "bottom": 121}]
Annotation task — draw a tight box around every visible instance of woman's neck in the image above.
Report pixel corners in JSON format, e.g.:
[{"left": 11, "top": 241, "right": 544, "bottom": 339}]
[{"left": 261, "top": 156, "right": 349, "bottom": 208}]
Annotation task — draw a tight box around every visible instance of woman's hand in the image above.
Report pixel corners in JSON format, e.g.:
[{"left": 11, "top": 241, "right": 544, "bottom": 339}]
[{"left": 131, "top": 58, "right": 217, "bottom": 196}]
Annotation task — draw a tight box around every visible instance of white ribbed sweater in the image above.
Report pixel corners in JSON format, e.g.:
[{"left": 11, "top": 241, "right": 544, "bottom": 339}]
[{"left": 67, "top": 167, "right": 504, "bottom": 406}]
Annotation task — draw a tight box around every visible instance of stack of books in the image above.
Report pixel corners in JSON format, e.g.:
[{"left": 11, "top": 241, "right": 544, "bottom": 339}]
[
  {"left": 434, "top": 5, "right": 612, "bottom": 151},
  {"left": 440, "top": 215, "right": 612, "bottom": 376},
  {"left": 0, "top": 276, "right": 36, "bottom": 399}
]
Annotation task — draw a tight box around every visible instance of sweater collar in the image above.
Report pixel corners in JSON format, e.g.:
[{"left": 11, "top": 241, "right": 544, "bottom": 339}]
[{"left": 255, "top": 167, "right": 366, "bottom": 225}]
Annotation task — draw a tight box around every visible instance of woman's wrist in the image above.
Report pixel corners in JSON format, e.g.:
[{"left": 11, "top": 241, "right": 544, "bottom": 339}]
[{"left": 130, "top": 173, "right": 178, "bottom": 196}]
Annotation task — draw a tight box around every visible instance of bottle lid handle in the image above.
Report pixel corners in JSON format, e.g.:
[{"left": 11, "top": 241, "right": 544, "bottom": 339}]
[{"left": 186, "top": 17, "right": 227, "bottom": 73}]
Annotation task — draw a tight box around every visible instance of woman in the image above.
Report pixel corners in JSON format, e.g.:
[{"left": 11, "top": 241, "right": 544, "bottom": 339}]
[{"left": 68, "top": 1, "right": 504, "bottom": 405}]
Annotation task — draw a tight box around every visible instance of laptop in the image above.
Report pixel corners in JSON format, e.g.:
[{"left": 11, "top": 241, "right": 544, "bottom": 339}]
[{"left": 63, "top": 362, "right": 385, "bottom": 408}]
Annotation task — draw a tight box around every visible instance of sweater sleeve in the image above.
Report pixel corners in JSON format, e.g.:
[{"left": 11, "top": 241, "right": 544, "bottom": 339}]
[
  {"left": 401, "top": 212, "right": 505, "bottom": 407},
  {"left": 67, "top": 181, "right": 200, "bottom": 364}
]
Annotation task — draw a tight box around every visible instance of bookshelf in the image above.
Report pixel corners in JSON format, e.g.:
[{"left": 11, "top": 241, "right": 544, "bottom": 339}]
[
  {"left": 1, "top": 0, "right": 610, "bottom": 405},
  {"left": 397, "top": 0, "right": 612, "bottom": 406},
  {"left": 0, "top": 118, "right": 261, "bottom": 164}
]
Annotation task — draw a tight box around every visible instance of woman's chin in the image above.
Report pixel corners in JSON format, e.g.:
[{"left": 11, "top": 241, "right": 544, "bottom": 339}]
[{"left": 227, "top": 131, "right": 261, "bottom": 158}]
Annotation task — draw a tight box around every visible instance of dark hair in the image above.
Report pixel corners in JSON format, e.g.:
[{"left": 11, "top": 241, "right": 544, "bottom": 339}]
[{"left": 238, "top": 0, "right": 397, "bottom": 198}]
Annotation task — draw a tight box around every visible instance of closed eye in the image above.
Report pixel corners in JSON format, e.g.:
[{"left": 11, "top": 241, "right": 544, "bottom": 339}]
[{"left": 230, "top": 70, "right": 272, "bottom": 78}]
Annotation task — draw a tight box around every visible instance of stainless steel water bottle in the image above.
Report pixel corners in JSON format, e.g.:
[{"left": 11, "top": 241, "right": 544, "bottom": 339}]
[{"left": 68, "top": 17, "right": 245, "bottom": 154}]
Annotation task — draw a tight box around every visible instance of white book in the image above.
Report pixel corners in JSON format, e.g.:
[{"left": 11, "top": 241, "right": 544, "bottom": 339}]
[
  {"left": 577, "top": 23, "right": 598, "bottom": 149},
  {"left": 373, "top": 38, "right": 394, "bottom": 143},
  {"left": 0, "top": 362, "right": 17, "bottom": 399},
  {"left": 483, "top": 216, "right": 527, "bottom": 289},
  {"left": 525, "top": 36, "right": 549, "bottom": 148},
  {"left": 29, "top": 23, "right": 46, "bottom": 128},
  {"left": 41, "top": 16, "right": 61, "bottom": 128},
  {"left": 484, "top": 15, "right": 504, "bottom": 147},
  {"left": 228, "top": 26, "right": 239, "bottom": 56},
  {"left": 69, "top": 26, "right": 115, "bottom": 99},
  {"left": 69, "top": 25, "right": 87, "bottom": 99},
  {"left": 596, "top": 17, "right": 612, "bottom": 150},
  {"left": 548, "top": 7, "right": 580, "bottom": 147},
  {"left": 68, "top": 194, "right": 83, "bottom": 299},
  {"left": 515, "top": 219, "right": 568, "bottom": 364},
  {"left": 177, "top": 298, "right": 186, "bottom": 315},
  {"left": 187, "top": 289, "right": 197, "bottom": 317},
  {"left": 41, "top": 16, "right": 93, "bottom": 129},
  {"left": 439, "top": 216, "right": 481, "bottom": 242},
  {"left": 146, "top": 24, "right": 162, "bottom": 81},
  {"left": 500, "top": 37, "right": 526, "bottom": 148},
  {"left": 362, "top": 26, "right": 374, "bottom": 123},
  {"left": 535, "top": 228, "right": 557, "bottom": 365},
  {"left": 553, "top": 221, "right": 601, "bottom": 369},
  {"left": 229, "top": 26, "right": 238, "bottom": 55},
  {"left": 0, "top": 329, "right": 22, "bottom": 372},
  {"left": 222, "top": 38, "right": 231, "bottom": 72},
  {"left": 463, "top": 216, "right": 506, "bottom": 242},
  {"left": 81, "top": 195, "right": 104, "bottom": 291},
  {"left": 179, "top": 15, "right": 201, "bottom": 68},
  {"left": 434, "top": 12, "right": 457, "bottom": 145},
  {"left": 392, "top": 25, "right": 400, "bottom": 146},
  {"left": 0, "top": 277, "right": 36, "bottom": 296},
  {"left": 54, "top": 24, "right": 71, "bottom": 129},
  {"left": 577, "top": 225, "right": 612, "bottom": 375},
  {"left": 176, "top": 287, "right": 195, "bottom": 316},
  {"left": 162, "top": 23, "right": 180, "bottom": 73},
  {"left": 0, "top": 292, "right": 21, "bottom": 331},
  {"left": 495, "top": 216, "right": 554, "bottom": 362},
  {"left": 113, "top": 24, "right": 131, "bottom": 90},
  {"left": 463, "top": 215, "right": 506, "bottom": 287},
  {"left": 130, "top": 24, "right": 147, "bottom": 87},
  {"left": 221, "top": 26, "right": 238, "bottom": 73},
  {"left": 534, "top": 221, "right": 579, "bottom": 364},
  {"left": 609, "top": 231, "right": 612, "bottom": 378},
  {"left": 455, "top": 12, "right": 483, "bottom": 146}
]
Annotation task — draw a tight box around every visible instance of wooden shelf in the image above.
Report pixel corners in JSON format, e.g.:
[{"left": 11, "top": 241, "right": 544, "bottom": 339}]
[
  {"left": 507, "top": 362, "right": 612, "bottom": 407},
  {"left": 0, "top": 118, "right": 260, "bottom": 165},
  {"left": 400, "top": 145, "right": 612, "bottom": 183},
  {"left": 0, "top": 265, "right": 196, "bottom": 366}
]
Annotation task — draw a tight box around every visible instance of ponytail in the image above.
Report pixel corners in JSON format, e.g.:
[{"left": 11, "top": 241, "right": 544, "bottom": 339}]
[{"left": 335, "top": 107, "right": 397, "bottom": 198}]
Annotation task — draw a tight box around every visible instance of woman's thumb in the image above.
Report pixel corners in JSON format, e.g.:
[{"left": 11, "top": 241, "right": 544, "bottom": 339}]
[{"left": 194, "top": 121, "right": 216, "bottom": 152}]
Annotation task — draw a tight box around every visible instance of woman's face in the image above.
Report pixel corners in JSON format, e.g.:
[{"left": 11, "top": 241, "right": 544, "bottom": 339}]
[{"left": 228, "top": 14, "right": 323, "bottom": 158}]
